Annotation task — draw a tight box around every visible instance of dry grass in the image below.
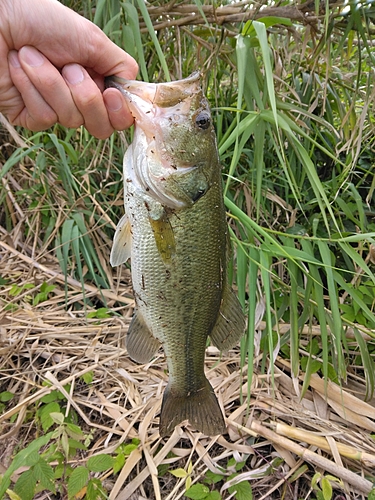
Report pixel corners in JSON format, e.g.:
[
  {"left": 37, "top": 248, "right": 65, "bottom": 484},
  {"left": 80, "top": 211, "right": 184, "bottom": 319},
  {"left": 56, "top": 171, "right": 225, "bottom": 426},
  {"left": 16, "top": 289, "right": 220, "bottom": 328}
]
[{"left": 1, "top": 234, "right": 375, "bottom": 500}]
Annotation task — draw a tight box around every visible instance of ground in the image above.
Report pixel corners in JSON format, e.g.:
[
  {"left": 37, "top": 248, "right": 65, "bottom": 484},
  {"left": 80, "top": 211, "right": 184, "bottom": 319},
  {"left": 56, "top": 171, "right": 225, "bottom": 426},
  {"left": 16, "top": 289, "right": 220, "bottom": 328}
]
[{"left": 1, "top": 239, "right": 375, "bottom": 500}]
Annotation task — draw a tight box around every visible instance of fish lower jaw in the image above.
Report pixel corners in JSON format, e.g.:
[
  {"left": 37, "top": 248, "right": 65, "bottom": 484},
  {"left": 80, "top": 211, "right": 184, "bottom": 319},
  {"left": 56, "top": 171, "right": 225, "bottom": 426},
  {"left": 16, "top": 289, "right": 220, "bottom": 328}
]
[{"left": 137, "top": 182, "right": 191, "bottom": 210}]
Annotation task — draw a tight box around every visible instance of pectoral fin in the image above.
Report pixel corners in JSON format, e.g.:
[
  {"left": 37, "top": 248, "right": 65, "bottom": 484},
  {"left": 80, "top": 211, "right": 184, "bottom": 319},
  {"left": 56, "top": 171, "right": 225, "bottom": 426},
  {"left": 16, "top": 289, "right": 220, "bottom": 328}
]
[
  {"left": 210, "top": 285, "right": 246, "bottom": 351},
  {"left": 126, "top": 310, "right": 160, "bottom": 363},
  {"left": 110, "top": 213, "right": 131, "bottom": 267},
  {"left": 148, "top": 210, "right": 176, "bottom": 263}
]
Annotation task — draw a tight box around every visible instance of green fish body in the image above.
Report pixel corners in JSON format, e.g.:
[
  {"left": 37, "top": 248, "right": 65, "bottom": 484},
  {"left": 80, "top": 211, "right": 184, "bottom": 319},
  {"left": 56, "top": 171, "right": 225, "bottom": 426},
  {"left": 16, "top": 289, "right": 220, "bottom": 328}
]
[{"left": 106, "top": 73, "right": 245, "bottom": 436}]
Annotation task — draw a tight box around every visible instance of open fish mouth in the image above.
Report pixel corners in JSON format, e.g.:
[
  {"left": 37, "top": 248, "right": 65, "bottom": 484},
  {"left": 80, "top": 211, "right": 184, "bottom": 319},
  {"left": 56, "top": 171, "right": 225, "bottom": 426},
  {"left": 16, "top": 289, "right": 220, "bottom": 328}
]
[{"left": 105, "top": 72, "right": 202, "bottom": 109}]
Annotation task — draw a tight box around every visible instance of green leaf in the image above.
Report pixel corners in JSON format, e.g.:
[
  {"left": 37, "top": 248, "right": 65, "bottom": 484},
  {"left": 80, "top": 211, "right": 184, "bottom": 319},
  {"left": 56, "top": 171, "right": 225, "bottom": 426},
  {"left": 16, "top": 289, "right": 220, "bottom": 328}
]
[
  {"left": 87, "top": 308, "right": 111, "bottom": 319},
  {"left": 19, "top": 451, "right": 41, "bottom": 469},
  {"left": 326, "top": 364, "right": 338, "bottom": 384},
  {"left": 61, "top": 431, "right": 70, "bottom": 459},
  {"left": 65, "top": 422, "right": 85, "bottom": 440},
  {"left": 243, "top": 16, "right": 292, "bottom": 36},
  {"left": 0, "top": 432, "right": 54, "bottom": 498},
  {"left": 68, "top": 438, "right": 87, "bottom": 451},
  {"left": 368, "top": 488, "right": 375, "bottom": 500},
  {"left": 81, "top": 370, "right": 94, "bottom": 384},
  {"left": 9, "top": 283, "right": 34, "bottom": 297},
  {"left": 86, "top": 478, "right": 106, "bottom": 500},
  {"left": 67, "top": 466, "right": 89, "bottom": 499},
  {"left": 228, "top": 480, "right": 253, "bottom": 500},
  {"left": 252, "top": 22, "right": 278, "bottom": 130},
  {"left": 14, "top": 469, "right": 37, "bottom": 500},
  {"left": 40, "top": 390, "right": 60, "bottom": 403},
  {"left": 54, "top": 462, "right": 66, "bottom": 479},
  {"left": 121, "top": 443, "right": 138, "bottom": 455},
  {"left": 40, "top": 281, "right": 54, "bottom": 293},
  {"left": 306, "top": 338, "right": 321, "bottom": 356},
  {"left": 206, "top": 492, "right": 221, "bottom": 500},
  {"left": 113, "top": 453, "right": 125, "bottom": 474},
  {"left": 289, "top": 464, "right": 309, "bottom": 482},
  {"left": 0, "top": 391, "right": 14, "bottom": 402},
  {"left": 33, "top": 458, "right": 56, "bottom": 492},
  {"left": 50, "top": 412, "right": 65, "bottom": 425},
  {"left": 204, "top": 470, "right": 224, "bottom": 484},
  {"left": 87, "top": 454, "right": 114, "bottom": 472},
  {"left": 300, "top": 357, "right": 322, "bottom": 374},
  {"left": 170, "top": 467, "right": 188, "bottom": 478},
  {"left": 37, "top": 402, "right": 61, "bottom": 431},
  {"left": 33, "top": 281, "right": 56, "bottom": 305},
  {"left": 4, "top": 489, "right": 21, "bottom": 500},
  {"left": 235, "top": 460, "right": 247, "bottom": 472},
  {"left": 58, "top": 385, "right": 71, "bottom": 399},
  {"left": 227, "top": 458, "right": 246, "bottom": 472},
  {"left": 321, "top": 477, "right": 333, "bottom": 500},
  {"left": 185, "top": 483, "right": 210, "bottom": 499}
]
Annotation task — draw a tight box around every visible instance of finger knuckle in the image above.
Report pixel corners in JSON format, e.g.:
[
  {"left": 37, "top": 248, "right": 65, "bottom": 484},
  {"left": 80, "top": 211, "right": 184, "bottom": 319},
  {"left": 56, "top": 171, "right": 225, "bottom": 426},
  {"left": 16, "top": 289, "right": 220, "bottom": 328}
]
[
  {"left": 39, "top": 73, "right": 61, "bottom": 90},
  {"left": 30, "top": 110, "right": 57, "bottom": 130},
  {"left": 59, "top": 116, "right": 84, "bottom": 129},
  {"left": 78, "top": 91, "right": 100, "bottom": 109}
]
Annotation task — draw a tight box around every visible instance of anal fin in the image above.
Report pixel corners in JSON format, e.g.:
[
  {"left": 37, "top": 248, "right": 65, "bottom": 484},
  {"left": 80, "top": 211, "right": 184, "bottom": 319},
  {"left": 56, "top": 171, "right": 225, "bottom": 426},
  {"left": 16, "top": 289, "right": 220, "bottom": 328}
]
[
  {"left": 126, "top": 310, "right": 160, "bottom": 363},
  {"left": 210, "top": 285, "right": 246, "bottom": 351},
  {"left": 159, "top": 379, "right": 226, "bottom": 437},
  {"left": 110, "top": 213, "right": 131, "bottom": 267}
]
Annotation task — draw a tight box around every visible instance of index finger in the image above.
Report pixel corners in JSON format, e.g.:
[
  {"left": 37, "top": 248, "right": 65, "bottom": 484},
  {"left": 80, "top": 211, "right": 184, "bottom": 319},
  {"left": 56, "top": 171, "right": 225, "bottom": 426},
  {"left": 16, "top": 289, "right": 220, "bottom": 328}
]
[{"left": 75, "top": 23, "right": 139, "bottom": 82}]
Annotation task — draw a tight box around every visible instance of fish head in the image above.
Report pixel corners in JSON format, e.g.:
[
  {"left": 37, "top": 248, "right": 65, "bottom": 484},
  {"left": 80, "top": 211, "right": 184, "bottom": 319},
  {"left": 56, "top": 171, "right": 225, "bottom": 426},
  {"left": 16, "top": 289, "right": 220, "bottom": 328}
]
[{"left": 105, "top": 73, "right": 219, "bottom": 209}]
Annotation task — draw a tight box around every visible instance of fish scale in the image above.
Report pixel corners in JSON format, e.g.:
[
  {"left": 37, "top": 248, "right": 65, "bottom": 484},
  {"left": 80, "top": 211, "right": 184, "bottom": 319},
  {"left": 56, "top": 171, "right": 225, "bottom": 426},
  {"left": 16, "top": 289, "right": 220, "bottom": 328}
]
[{"left": 105, "top": 72, "right": 245, "bottom": 436}]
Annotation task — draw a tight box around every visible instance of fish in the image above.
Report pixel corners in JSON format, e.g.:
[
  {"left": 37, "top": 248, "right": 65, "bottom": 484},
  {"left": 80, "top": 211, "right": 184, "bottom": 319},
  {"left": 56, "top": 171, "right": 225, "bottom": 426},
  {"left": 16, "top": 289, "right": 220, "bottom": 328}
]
[{"left": 105, "top": 72, "right": 245, "bottom": 437}]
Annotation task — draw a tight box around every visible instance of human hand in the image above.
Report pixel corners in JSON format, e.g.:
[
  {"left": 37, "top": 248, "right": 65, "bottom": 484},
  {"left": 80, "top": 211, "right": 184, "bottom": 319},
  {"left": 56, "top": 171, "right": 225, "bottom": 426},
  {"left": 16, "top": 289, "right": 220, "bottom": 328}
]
[{"left": 0, "top": 0, "right": 138, "bottom": 139}]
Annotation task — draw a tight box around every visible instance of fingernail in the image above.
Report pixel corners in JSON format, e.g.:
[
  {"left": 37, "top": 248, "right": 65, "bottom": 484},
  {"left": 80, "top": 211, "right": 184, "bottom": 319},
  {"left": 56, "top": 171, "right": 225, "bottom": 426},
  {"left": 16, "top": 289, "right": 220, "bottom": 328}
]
[
  {"left": 63, "top": 64, "right": 84, "bottom": 85},
  {"left": 21, "top": 46, "right": 44, "bottom": 67},
  {"left": 9, "top": 50, "right": 21, "bottom": 68},
  {"left": 104, "top": 92, "right": 123, "bottom": 112}
]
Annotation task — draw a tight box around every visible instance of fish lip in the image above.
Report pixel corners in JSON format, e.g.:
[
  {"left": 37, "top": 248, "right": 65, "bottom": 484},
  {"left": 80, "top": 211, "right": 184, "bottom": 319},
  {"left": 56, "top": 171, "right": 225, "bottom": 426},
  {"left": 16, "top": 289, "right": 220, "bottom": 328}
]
[
  {"left": 105, "top": 72, "right": 202, "bottom": 107},
  {"left": 105, "top": 76, "right": 157, "bottom": 105}
]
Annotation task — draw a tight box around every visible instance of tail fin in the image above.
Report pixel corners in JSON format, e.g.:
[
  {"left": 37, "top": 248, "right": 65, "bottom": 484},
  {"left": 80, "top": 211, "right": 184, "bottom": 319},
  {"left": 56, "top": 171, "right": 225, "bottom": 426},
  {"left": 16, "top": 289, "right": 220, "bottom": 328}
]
[{"left": 159, "top": 379, "right": 226, "bottom": 437}]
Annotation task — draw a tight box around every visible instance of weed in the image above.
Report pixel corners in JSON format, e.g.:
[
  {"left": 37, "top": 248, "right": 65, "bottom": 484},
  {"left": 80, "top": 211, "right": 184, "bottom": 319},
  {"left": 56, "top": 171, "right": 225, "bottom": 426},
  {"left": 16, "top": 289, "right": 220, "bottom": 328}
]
[{"left": 0, "top": 396, "right": 140, "bottom": 500}]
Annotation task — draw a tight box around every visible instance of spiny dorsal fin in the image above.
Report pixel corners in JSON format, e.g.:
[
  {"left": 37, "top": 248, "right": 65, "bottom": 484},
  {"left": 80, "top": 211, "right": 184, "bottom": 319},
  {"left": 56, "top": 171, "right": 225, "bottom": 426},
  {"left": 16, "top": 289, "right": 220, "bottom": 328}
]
[
  {"left": 110, "top": 213, "right": 131, "bottom": 267},
  {"left": 210, "top": 285, "right": 246, "bottom": 351},
  {"left": 126, "top": 311, "right": 160, "bottom": 363}
]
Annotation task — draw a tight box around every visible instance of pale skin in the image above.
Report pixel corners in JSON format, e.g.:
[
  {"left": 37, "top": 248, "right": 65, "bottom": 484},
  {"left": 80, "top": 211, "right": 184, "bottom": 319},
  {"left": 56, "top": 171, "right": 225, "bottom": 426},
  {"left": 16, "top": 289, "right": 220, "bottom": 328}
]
[{"left": 0, "top": 0, "right": 139, "bottom": 139}]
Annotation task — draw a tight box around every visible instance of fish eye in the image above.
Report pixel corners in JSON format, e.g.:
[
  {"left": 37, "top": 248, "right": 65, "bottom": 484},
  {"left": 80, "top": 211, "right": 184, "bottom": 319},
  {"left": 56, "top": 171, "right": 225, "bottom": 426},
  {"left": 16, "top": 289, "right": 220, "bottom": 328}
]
[
  {"left": 195, "top": 111, "right": 211, "bottom": 130},
  {"left": 192, "top": 187, "right": 207, "bottom": 202}
]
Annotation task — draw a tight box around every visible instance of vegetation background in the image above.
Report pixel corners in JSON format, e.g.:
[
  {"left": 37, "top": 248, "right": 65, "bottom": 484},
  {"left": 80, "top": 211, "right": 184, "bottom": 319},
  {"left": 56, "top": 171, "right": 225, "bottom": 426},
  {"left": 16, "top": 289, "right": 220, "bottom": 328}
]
[{"left": 1, "top": 0, "right": 375, "bottom": 499}]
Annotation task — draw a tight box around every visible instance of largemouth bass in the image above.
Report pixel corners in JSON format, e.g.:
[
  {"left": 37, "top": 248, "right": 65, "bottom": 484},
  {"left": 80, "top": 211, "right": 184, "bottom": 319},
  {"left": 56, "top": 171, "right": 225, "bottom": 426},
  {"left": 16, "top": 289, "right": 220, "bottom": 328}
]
[{"left": 106, "top": 72, "right": 245, "bottom": 437}]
